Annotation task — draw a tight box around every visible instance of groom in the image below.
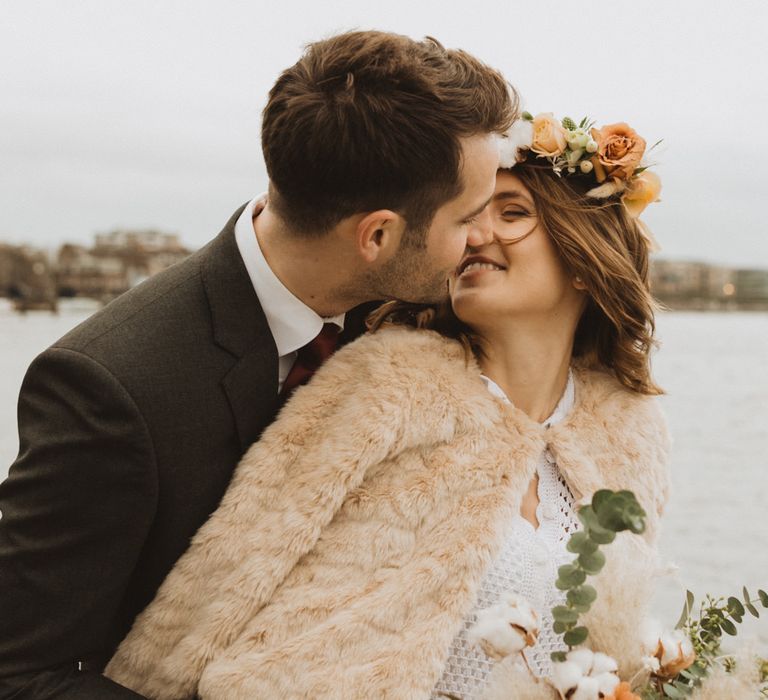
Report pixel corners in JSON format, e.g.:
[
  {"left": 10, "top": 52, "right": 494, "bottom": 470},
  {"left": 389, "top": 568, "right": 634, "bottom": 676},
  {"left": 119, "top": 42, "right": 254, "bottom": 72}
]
[{"left": 0, "top": 30, "right": 514, "bottom": 698}]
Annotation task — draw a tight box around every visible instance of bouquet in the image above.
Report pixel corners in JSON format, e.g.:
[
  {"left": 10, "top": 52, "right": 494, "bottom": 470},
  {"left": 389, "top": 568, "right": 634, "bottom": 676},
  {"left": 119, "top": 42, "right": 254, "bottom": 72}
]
[{"left": 469, "top": 490, "right": 767, "bottom": 699}]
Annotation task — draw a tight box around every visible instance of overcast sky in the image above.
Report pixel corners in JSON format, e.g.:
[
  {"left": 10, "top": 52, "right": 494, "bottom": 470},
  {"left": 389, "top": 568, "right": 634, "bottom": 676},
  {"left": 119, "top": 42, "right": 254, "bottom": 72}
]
[{"left": 1, "top": 0, "right": 766, "bottom": 268}]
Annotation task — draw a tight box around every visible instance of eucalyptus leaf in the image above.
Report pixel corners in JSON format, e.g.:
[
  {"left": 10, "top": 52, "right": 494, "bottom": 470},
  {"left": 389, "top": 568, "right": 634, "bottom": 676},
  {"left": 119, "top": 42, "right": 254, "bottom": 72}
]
[
  {"left": 662, "top": 683, "right": 686, "bottom": 698},
  {"left": 759, "top": 589, "right": 768, "bottom": 607},
  {"left": 551, "top": 651, "right": 567, "bottom": 663},
  {"left": 552, "top": 605, "right": 579, "bottom": 624},
  {"left": 557, "top": 564, "right": 587, "bottom": 587},
  {"left": 567, "top": 585, "right": 598, "bottom": 607},
  {"left": 727, "top": 596, "right": 745, "bottom": 618},
  {"left": 588, "top": 527, "right": 616, "bottom": 545},
  {"left": 746, "top": 601, "right": 760, "bottom": 618},
  {"left": 720, "top": 619, "right": 738, "bottom": 635},
  {"left": 686, "top": 663, "right": 707, "bottom": 679},
  {"left": 578, "top": 550, "right": 606, "bottom": 575},
  {"left": 563, "top": 626, "right": 588, "bottom": 646},
  {"left": 675, "top": 590, "right": 695, "bottom": 630},
  {"left": 591, "top": 489, "right": 613, "bottom": 512},
  {"left": 672, "top": 680, "right": 693, "bottom": 695},
  {"left": 743, "top": 586, "right": 752, "bottom": 604},
  {"left": 566, "top": 531, "right": 599, "bottom": 555},
  {"left": 553, "top": 620, "right": 568, "bottom": 634}
]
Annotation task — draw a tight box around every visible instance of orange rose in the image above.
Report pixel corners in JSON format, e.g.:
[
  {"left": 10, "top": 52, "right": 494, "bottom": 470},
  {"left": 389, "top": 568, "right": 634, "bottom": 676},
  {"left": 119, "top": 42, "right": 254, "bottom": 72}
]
[
  {"left": 590, "top": 122, "right": 646, "bottom": 182},
  {"left": 530, "top": 113, "right": 567, "bottom": 157},
  {"left": 604, "top": 681, "right": 641, "bottom": 700},
  {"left": 622, "top": 171, "right": 662, "bottom": 218}
]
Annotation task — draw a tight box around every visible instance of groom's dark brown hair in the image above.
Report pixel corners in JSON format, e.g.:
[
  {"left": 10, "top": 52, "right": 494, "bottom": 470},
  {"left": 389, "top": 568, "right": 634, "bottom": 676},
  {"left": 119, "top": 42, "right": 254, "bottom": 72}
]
[{"left": 262, "top": 30, "right": 516, "bottom": 238}]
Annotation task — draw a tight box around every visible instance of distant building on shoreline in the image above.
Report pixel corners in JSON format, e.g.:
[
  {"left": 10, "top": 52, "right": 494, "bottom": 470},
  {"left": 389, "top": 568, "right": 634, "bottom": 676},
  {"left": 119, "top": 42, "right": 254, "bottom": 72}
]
[
  {"left": 650, "top": 259, "right": 768, "bottom": 310},
  {"left": 56, "top": 229, "right": 190, "bottom": 300},
  {"left": 1, "top": 238, "right": 767, "bottom": 311}
]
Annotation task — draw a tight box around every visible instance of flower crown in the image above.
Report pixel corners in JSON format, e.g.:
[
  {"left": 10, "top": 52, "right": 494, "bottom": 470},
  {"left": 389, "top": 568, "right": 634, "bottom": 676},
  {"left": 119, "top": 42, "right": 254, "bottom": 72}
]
[{"left": 498, "top": 112, "right": 662, "bottom": 222}]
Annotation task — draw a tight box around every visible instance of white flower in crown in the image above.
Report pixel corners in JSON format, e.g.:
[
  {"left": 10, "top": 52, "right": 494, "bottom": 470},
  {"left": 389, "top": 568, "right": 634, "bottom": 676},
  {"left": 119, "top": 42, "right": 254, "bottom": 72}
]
[
  {"left": 468, "top": 591, "right": 540, "bottom": 660},
  {"left": 551, "top": 648, "right": 621, "bottom": 700},
  {"left": 498, "top": 118, "right": 534, "bottom": 169}
]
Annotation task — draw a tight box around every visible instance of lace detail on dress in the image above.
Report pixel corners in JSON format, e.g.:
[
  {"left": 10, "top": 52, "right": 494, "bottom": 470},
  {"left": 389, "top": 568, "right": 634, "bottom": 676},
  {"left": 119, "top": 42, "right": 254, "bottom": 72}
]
[{"left": 431, "top": 372, "right": 580, "bottom": 700}]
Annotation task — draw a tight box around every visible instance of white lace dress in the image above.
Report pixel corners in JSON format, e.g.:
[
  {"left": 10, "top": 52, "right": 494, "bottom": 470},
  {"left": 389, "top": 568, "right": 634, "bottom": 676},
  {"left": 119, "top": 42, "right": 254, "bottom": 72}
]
[{"left": 431, "top": 372, "right": 581, "bottom": 700}]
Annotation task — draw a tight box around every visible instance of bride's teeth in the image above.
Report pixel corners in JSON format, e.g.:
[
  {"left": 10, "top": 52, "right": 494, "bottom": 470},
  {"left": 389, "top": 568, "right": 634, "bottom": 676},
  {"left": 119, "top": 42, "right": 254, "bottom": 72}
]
[{"left": 462, "top": 262, "right": 503, "bottom": 274}]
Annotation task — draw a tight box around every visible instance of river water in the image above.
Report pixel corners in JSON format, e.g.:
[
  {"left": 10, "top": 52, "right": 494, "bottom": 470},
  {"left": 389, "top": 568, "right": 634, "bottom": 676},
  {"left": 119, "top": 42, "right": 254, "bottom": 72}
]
[{"left": 0, "top": 302, "right": 766, "bottom": 651}]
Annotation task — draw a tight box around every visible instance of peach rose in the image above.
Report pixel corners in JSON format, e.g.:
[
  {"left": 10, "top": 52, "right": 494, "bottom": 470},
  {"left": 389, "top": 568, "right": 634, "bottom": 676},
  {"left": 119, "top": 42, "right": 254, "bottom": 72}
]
[
  {"left": 530, "top": 112, "right": 567, "bottom": 157},
  {"left": 622, "top": 171, "right": 662, "bottom": 218},
  {"left": 590, "top": 122, "right": 646, "bottom": 182},
  {"left": 604, "top": 681, "right": 641, "bottom": 700}
]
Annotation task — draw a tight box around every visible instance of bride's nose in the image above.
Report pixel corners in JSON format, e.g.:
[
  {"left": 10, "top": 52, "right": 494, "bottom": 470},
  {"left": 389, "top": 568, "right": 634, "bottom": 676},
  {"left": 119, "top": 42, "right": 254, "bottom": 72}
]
[{"left": 465, "top": 207, "right": 493, "bottom": 247}]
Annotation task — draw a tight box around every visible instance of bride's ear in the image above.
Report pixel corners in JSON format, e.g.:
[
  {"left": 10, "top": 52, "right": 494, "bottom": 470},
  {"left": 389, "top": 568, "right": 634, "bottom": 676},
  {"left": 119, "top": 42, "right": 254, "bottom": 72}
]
[
  {"left": 355, "top": 210, "right": 406, "bottom": 264},
  {"left": 572, "top": 274, "right": 587, "bottom": 291}
]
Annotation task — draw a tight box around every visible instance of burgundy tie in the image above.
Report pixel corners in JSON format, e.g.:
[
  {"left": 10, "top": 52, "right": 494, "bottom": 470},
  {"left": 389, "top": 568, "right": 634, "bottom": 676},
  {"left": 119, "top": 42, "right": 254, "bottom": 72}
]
[{"left": 280, "top": 323, "right": 340, "bottom": 401}]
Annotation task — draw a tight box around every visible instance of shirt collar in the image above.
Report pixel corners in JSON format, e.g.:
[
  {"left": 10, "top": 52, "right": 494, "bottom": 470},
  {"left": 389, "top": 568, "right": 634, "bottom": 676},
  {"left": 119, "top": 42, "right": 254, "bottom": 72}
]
[
  {"left": 481, "top": 369, "right": 575, "bottom": 427},
  {"left": 234, "top": 195, "right": 345, "bottom": 358}
]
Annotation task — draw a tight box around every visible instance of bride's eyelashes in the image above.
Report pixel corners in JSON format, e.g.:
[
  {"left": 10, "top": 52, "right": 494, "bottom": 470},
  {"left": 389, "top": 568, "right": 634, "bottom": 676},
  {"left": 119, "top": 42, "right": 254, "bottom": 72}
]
[{"left": 501, "top": 208, "right": 532, "bottom": 219}]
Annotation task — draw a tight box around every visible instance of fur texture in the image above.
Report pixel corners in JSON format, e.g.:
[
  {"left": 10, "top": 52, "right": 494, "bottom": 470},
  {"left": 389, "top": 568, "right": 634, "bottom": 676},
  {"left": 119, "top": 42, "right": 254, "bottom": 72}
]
[{"left": 105, "top": 327, "right": 671, "bottom": 699}]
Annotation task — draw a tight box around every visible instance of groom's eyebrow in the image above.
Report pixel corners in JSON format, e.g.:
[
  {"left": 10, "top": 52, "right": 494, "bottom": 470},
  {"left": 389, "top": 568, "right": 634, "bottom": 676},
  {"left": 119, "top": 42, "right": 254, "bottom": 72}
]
[{"left": 458, "top": 195, "right": 493, "bottom": 223}]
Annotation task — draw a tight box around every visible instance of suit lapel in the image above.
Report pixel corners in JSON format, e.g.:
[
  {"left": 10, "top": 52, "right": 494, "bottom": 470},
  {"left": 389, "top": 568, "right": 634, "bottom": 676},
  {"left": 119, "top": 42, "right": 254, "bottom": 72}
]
[
  {"left": 201, "top": 205, "right": 280, "bottom": 451},
  {"left": 201, "top": 205, "right": 382, "bottom": 451}
]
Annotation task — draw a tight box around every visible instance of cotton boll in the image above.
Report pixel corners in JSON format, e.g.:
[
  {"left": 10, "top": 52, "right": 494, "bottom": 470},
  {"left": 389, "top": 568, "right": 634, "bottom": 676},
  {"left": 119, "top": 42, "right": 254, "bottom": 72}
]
[
  {"left": 566, "top": 648, "right": 595, "bottom": 675},
  {"left": 590, "top": 652, "right": 618, "bottom": 676},
  {"left": 468, "top": 607, "right": 527, "bottom": 660},
  {"left": 594, "top": 671, "right": 620, "bottom": 696},
  {"left": 572, "top": 676, "right": 600, "bottom": 700},
  {"left": 498, "top": 120, "right": 534, "bottom": 168},
  {"left": 639, "top": 617, "right": 663, "bottom": 655},
  {"left": 642, "top": 655, "right": 661, "bottom": 673},
  {"left": 551, "top": 660, "right": 583, "bottom": 693}
]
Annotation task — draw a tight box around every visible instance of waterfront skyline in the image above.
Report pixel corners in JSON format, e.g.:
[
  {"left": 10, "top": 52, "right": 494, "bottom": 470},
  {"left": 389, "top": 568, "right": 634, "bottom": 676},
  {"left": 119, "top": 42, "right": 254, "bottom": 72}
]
[{"left": 2, "top": 0, "right": 767, "bottom": 268}]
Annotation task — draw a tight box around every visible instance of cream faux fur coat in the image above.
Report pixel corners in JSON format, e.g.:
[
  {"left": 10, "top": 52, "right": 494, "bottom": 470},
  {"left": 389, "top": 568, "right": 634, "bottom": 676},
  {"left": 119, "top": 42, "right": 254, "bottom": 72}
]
[{"left": 106, "top": 327, "right": 671, "bottom": 699}]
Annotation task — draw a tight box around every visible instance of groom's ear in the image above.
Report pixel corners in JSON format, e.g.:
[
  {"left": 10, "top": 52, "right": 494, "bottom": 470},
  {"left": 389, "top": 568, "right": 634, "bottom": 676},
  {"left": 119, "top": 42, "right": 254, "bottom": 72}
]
[{"left": 354, "top": 210, "right": 407, "bottom": 264}]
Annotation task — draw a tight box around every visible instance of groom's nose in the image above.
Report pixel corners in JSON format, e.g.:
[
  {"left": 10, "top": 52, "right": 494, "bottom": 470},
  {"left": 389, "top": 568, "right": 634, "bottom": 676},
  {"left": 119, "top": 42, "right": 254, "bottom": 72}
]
[{"left": 465, "top": 207, "right": 493, "bottom": 247}]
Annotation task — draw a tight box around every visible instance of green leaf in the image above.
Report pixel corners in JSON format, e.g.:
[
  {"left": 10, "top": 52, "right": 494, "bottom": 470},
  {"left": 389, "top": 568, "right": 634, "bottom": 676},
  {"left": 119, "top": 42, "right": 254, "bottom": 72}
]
[
  {"left": 567, "top": 585, "right": 598, "bottom": 608},
  {"left": 595, "top": 490, "right": 647, "bottom": 534},
  {"left": 675, "top": 590, "right": 695, "bottom": 630},
  {"left": 720, "top": 619, "right": 738, "bottom": 635},
  {"left": 758, "top": 589, "right": 768, "bottom": 607},
  {"left": 578, "top": 550, "right": 606, "bottom": 575},
  {"left": 566, "top": 531, "right": 599, "bottom": 555},
  {"left": 662, "top": 683, "right": 686, "bottom": 698},
  {"left": 588, "top": 527, "right": 616, "bottom": 545},
  {"left": 591, "top": 489, "right": 613, "bottom": 512},
  {"left": 746, "top": 601, "right": 760, "bottom": 618},
  {"left": 727, "top": 596, "right": 745, "bottom": 618},
  {"left": 743, "top": 586, "right": 752, "bottom": 604},
  {"left": 577, "top": 505, "right": 616, "bottom": 543},
  {"left": 552, "top": 605, "right": 579, "bottom": 624},
  {"left": 553, "top": 620, "right": 568, "bottom": 634},
  {"left": 521, "top": 111, "right": 534, "bottom": 121},
  {"left": 557, "top": 564, "right": 587, "bottom": 588},
  {"left": 672, "top": 680, "right": 693, "bottom": 695},
  {"left": 563, "top": 626, "right": 588, "bottom": 646},
  {"left": 551, "top": 651, "right": 567, "bottom": 663},
  {"left": 686, "top": 663, "right": 707, "bottom": 679}
]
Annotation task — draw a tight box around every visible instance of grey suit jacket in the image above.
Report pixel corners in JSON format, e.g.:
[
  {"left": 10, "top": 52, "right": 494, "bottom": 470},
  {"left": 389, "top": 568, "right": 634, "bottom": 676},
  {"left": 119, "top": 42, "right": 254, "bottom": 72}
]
[{"left": 0, "top": 205, "right": 375, "bottom": 698}]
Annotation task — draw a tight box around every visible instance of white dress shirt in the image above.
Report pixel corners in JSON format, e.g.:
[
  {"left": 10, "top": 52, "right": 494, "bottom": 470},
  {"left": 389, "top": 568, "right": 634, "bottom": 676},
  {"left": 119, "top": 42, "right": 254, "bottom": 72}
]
[{"left": 234, "top": 195, "right": 345, "bottom": 392}]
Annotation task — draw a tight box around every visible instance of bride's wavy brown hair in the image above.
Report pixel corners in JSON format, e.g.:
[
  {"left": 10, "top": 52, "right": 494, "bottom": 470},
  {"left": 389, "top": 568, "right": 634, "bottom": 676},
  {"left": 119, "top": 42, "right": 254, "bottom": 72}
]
[{"left": 368, "top": 162, "right": 663, "bottom": 396}]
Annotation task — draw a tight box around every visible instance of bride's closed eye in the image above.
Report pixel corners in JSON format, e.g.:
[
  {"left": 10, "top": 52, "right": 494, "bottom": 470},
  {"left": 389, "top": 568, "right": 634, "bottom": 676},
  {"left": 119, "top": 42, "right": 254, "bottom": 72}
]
[{"left": 502, "top": 208, "right": 532, "bottom": 219}]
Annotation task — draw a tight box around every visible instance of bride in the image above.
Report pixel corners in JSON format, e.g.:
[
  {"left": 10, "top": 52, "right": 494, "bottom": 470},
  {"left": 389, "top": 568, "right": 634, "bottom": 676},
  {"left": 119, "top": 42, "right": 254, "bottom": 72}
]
[{"left": 106, "top": 113, "right": 672, "bottom": 700}]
